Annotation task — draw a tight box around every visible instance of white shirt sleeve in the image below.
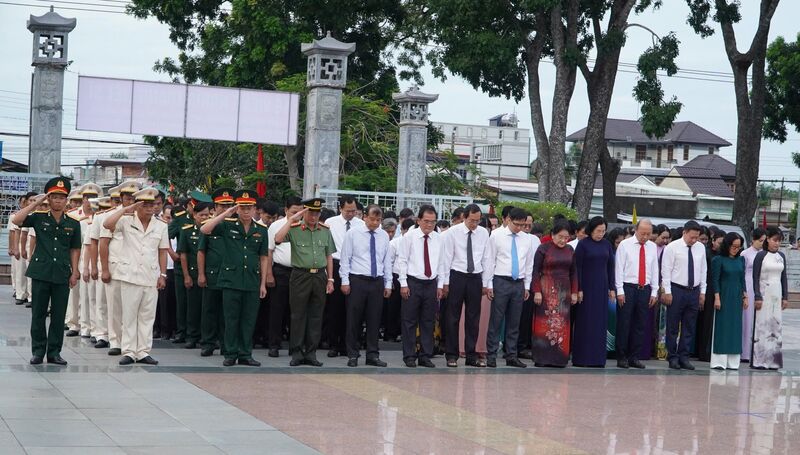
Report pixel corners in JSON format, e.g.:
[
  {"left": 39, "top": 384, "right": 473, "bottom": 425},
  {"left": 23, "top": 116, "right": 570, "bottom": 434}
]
[{"left": 661, "top": 243, "right": 675, "bottom": 295}]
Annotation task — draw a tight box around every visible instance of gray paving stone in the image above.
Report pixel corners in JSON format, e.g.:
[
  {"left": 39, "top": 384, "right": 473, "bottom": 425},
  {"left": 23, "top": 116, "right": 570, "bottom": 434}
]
[{"left": 5, "top": 419, "right": 114, "bottom": 447}]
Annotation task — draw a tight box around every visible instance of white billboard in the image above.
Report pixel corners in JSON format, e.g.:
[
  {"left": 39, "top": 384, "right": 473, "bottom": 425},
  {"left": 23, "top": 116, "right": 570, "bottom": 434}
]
[{"left": 76, "top": 76, "right": 299, "bottom": 146}]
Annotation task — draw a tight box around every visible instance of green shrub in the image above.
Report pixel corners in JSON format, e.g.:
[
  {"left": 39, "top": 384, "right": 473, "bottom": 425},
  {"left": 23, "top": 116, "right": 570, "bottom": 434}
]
[{"left": 496, "top": 201, "right": 578, "bottom": 233}]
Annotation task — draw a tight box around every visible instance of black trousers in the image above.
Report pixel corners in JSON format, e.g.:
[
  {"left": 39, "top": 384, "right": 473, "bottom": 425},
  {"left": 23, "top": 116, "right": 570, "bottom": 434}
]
[
  {"left": 382, "top": 273, "right": 402, "bottom": 340},
  {"left": 323, "top": 259, "right": 346, "bottom": 352},
  {"left": 156, "top": 270, "right": 177, "bottom": 337},
  {"left": 253, "top": 293, "right": 270, "bottom": 346},
  {"left": 617, "top": 284, "right": 651, "bottom": 361},
  {"left": 666, "top": 286, "right": 700, "bottom": 362},
  {"left": 402, "top": 277, "right": 437, "bottom": 361},
  {"left": 517, "top": 294, "right": 534, "bottom": 353},
  {"left": 346, "top": 275, "right": 384, "bottom": 360},
  {"left": 445, "top": 270, "right": 482, "bottom": 362},
  {"left": 268, "top": 264, "right": 292, "bottom": 349}
]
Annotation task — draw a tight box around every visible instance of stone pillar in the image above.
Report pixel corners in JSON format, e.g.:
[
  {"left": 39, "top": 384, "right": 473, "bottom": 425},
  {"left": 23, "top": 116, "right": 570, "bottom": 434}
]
[
  {"left": 27, "top": 7, "right": 76, "bottom": 175},
  {"left": 393, "top": 86, "right": 438, "bottom": 207},
  {"left": 301, "top": 32, "right": 355, "bottom": 198}
]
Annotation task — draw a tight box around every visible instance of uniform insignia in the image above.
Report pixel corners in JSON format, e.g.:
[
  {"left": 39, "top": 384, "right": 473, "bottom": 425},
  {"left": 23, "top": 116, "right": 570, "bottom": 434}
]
[
  {"left": 318, "top": 222, "right": 330, "bottom": 229},
  {"left": 182, "top": 224, "right": 194, "bottom": 230},
  {"left": 222, "top": 191, "right": 230, "bottom": 197},
  {"left": 242, "top": 192, "right": 250, "bottom": 199},
  {"left": 56, "top": 181, "right": 65, "bottom": 188},
  {"left": 252, "top": 233, "right": 262, "bottom": 238},
  {"left": 224, "top": 217, "right": 238, "bottom": 222},
  {"left": 175, "top": 210, "right": 186, "bottom": 217},
  {"left": 256, "top": 220, "right": 268, "bottom": 228}
]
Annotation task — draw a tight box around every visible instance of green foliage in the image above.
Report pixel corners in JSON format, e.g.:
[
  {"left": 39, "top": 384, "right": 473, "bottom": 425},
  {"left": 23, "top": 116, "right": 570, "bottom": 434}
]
[
  {"left": 634, "top": 33, "right": 683, "bottom": 138},
  {"left": 108, "top": 151, "right": 128, "bottom": 159},
  {"left": 764, "top": 34, "right": 800, "bottom": 143},
  {"left": 496, "top": 201, "right": 578, "bottom": 232}
]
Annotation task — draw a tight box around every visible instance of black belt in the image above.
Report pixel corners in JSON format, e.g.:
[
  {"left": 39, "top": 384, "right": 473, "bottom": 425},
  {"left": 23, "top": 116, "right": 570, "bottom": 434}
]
[
  {"left": 273, "top": 263, "right": 292, "bottom": 272},
  {"left": 408, "top": 276, "right": 436, "bottom": 284},
  {"left": 293, "top": 267, "right": 325, "bottom": 274},
  {"left": 672, "top": 283, "right": 699, "bottom": 291},
  {"left": 624, "top": 283, "right": 651, "bottom": 290},
  {"left": 451, "top": 270, "right": 482, "bottom": 277},
  {"left": 494, "top": 275, "right": 523, "bottom": 283},
  {"left": 351, "top": 274, "right": 383, "bottom": 282}
]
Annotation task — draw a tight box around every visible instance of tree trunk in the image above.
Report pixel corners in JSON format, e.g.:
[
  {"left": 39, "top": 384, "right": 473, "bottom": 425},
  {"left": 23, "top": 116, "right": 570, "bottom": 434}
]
[
  {"left": 599, "top": 149, "right": 621, "bottom": 220},
  {"left": 284, "top": 145, "right": 301, "bottom": 193},
  {"left": 525, "top": 19, "right": 553, "bottom": 202}
]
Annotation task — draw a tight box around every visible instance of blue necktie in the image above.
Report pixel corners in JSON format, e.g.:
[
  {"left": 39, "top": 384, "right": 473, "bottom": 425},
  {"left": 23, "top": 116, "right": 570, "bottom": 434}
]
[
  {"left": 511, "top": 233, "right": 519, "bottom": 280},
  {"left": 687, "top": 244, "right": 694, "bottom": 288},
  {"left": 369, "top": 231, "right": 377, "bottom": 278}
]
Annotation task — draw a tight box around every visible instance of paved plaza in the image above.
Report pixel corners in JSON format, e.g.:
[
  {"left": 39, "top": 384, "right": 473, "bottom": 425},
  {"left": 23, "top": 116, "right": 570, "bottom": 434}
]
[{"left": 0, "top": 284, "right": 798, "bottom": 454}]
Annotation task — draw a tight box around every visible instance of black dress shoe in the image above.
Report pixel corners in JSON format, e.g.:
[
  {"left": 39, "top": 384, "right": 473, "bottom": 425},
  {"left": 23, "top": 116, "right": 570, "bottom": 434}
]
[
  {"left": 518, "top": 349, "right": 533, "bottom": 360},
  {"left": 47, "top": 356, "right": 68, "bottom": 365},
  {"left": 446, "top": 359, "right": 458, "bottom": 367},
  {"left": 289, "top": 358, "right": 303, "bottom": 367},
  {"left": 172, "top": 337, "right": 186, "bottom": 344},
  {"left": 238, "top": 358, "right": 261, "bottom": 367},
  {"left": 418, "top": 359, "right": 435, "bottom": 368},
  {"left": 629, "top": 360, "right": 646, "bottom": 369},
  {"left": 184, "top": 342, "right": 198, "bottom": 349},
  {"left": 679, "top": 360, "right": 695, "bottom": 371},
  {"left": 223, "top": 358, "right": 236, "bottom": 366},
  {"left": 89, "top": 337, "right": 97, "bottom": 343},
  {"left": 404, "top": 359, "right": 417, "bottom": 368},
  {"left": 327, "top": 349, "right": 340, "bottom": 358},
  {"left": 15, "top": 299, "right": 25, "bottom": 305},
  {"left": 617, "top": 359, "right": 629, "bottom": 369},
  {"left": 108, "top": 348, "right": 121, "bottom": 356},
  {"left": 30, "top": 356, "right": 43, "bottom": 365},
  {"left": 305, "top": 358, "right": 323, "bottom": 367},
  {"left": 119, "top": 356, "right": 135, "bottom": 366},
  {"left": 94, "top": 340, "right": 109, "bottom": 349},
  {"left": 366, "top": 358, "right": 387, "bottom": 367},
  {"left": 267, "top": 349, "right": 279, "bottom": 358},
  {"left": 137, "top": 356, "right": 159, "bottom": 365},
  {"left": 506, "top": 358, "right": 527, "bottom": 368},
  {"left": 668, "top": 360, "right": 681, "bottom": 370},
  {"left": 65, "top": 330, "right": 79, "bottom": 337},
  {"left": 486, "top": 359, "right": 497, "bottom": 368},
  {"left": 80, "top": 334, "right": 91, "bottom": 339},
  {"left": 347, "top": 358, "right": 358, "bottom": 367},
  {"left": 200, "top": 348, "right": 214, "bottom": 357},
  {"left": 25, "top": 301, "right": 32, "bottom": 308}
]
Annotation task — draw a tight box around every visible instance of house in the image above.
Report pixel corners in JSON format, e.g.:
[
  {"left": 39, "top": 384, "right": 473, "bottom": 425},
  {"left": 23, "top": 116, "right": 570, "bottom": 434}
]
[
  {"left": 72, "top": 157, "right": 148, "bottom": 187},
  {"left": 566, "top": 118, "right": 732, "bottom": 171},
  {"left": 432, "top": 113, "right": 532, "bottom": 182}
]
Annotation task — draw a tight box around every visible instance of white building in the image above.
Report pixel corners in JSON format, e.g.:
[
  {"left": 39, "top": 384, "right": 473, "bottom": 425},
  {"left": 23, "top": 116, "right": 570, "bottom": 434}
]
[{"left": 432, "top": 113, "right": 532, "bottom": 182}]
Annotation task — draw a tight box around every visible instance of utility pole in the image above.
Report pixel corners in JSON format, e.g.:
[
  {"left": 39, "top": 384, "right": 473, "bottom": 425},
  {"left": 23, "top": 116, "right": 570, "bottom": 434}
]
[{"left": 778, "top": 177, "right": 785, "bottom": 226}]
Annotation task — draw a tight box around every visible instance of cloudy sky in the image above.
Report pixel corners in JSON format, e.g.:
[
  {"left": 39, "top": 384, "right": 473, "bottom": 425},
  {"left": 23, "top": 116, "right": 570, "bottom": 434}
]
[{"left": 1, "top": 1, "right": 799, "bottom": 189}]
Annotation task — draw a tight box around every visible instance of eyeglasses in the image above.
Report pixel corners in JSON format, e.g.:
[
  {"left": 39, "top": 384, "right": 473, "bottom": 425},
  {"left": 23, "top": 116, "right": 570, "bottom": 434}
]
[{"left": 511, "top": 221, "right": 526, "bottom": 227}]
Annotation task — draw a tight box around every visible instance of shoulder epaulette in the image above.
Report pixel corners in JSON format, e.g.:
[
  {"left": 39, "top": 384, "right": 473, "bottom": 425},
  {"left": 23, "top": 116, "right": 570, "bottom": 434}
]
[
  {"left": 154, "top": 217, "right": 167, "bottom": 223},
  {"left": 33, "top": 210, "right": 48, "bottom": 214},
  {"left": 67, "top": 212, "right": 83, "bottom": 221},
  {"left": 256, "top": 220, "right": 268, "bottom": 228},
  {"left": 318, "top": 222, "right": 330, "bottom": 229},
  {"left": 67, "top": 207, "right": 78, "bottom": 213},
  {"left": 174, "top": 210, "right": 186, "bottom": 217},
  {"left": 201, "top": 219, "right": 211, "bottom": 225},
  {"left": 224, "top": 217, "right": 238, "bottom": 222},
  {"left": 181, "top": 224, "right": 194, "bottom": 230}
]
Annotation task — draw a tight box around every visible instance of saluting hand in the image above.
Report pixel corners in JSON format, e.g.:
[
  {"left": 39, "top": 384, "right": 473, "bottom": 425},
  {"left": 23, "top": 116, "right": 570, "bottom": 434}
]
[
  {"left": 124, "top": 201, "right": 143, "bottom": 214},
  {"left": 31, "top": 193, "right": 47, "bottom": 208},
  {"left": 291, "top": 208, "right": 308, "bottom": 222},
  {"left": 224, "top": 205, "right": 238, "bottom": 217}
]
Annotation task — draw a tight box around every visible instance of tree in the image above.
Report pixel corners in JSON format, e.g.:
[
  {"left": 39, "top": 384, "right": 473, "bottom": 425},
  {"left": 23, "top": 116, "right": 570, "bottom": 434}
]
[
  {"left": 570, "top": 1, "right": 682, "bottom": 220},
  {"left": 685, "top": 0, "right": 781, "bottom": 239}
]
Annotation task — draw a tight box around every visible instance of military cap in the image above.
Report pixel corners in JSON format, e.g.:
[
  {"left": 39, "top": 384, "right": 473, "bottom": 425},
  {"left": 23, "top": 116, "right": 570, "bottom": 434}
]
[
  {"left": 234, "top": 189, "right": 257, "bottom": 206},
  {"left": 108, "top": 185, "right": 121, "bottom": 198},
  {"left": 80, "top": 182, "right": 103, "bottom": 197},
  {"left": 45, "top": 177, "right": 71, "bottom": 196},
  {"left": 134, "top": 187, "right": 159, "bottom": 202},
  {"left": 68, "top": 188, "right": 83, "bottom": 200},
  {"left": 302, "top": 198, "right": 325, "bottom": 211},
  {"left": 95, "top": 196, "right": 112, "bottom": 209},
  {"left": 189, "top": 190, "right": 212, "bottom": 206},
  {"left": 212, "top": 188, "right": 235, "bottom": 205},
  {"left": 119, "top": 180, "right": 141, "bottom": 195}
]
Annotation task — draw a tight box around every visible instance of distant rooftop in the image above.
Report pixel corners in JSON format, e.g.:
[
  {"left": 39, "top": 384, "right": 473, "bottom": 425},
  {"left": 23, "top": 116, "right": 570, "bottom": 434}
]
[
  {"left": 673, "top": 166, "right": 734, "bottom": 198},
  {"left": 566, "top": 119, "right": 731, "bottom": 147}
]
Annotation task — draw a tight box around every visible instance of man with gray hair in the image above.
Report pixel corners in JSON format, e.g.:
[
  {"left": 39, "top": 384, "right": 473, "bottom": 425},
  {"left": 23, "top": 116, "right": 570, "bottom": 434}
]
[{"left": 614, "top": 219, "right": 659, "bottom": 369}]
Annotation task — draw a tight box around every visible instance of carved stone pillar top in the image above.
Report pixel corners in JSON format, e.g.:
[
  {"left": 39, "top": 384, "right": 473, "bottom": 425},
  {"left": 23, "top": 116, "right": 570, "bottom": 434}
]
[
  {"left": 27, "top": 7, "right": 76, "bottom": 67},
  {"left": 301, "top": 32, "right": 356, "bottom": 89},
  {"left": 392, "top": 86, "right": 439, "bottom": 127}
]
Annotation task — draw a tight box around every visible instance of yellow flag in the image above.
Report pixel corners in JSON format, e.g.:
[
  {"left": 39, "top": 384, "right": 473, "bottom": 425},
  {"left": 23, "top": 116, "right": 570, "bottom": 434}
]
[{"left": 632, "top": 204, "right": 638, "bottom": 225}]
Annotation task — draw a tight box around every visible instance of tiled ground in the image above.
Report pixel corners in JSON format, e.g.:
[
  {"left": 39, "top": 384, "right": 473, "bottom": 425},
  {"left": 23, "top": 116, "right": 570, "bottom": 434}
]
[{"left": 2, "top": 284, "right": 799, "bottom": 454}]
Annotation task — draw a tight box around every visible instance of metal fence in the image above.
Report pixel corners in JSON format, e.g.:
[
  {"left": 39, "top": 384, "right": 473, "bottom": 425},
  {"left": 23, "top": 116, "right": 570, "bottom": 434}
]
[
  {"left": 1, "top": 172, "right": 55, "bottom": 265},
  {"left": 317, "top": 189, "right": 473, "bottom": 218}
]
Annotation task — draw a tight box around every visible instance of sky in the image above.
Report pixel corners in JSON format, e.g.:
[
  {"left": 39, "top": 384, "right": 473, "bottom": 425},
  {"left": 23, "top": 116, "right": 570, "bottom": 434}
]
[{"left": 1, "top": 1, "right": 799, "bottom": 189}]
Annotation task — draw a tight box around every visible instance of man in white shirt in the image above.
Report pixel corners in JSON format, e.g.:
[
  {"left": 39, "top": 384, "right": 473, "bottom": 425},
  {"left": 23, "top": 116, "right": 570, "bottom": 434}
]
[
  {"left": 384, "top": 218, "right": 415, "bottom": 342},
  {"left": 441, "top": 204, "right": 489, "bottom": 367},
  {"left": 103, "top": 187, "right": 169, "bottom": 365},
  {"left": 614, "top": 219, "right": 659, "bottom": 369},
  {"left": 323, "top": 195, "right": 365, "bottom": 358},
  {"left": 86, "top": 196, "right": 113, "bottom": 349},
  {"left": 661, "top": 220, "right": 707, "bottom": 370},
  {"left": 482, "top": 208, "right": 536, "bottom": 368},
  {"left": 8, "top": 192, "right": 34, "bottom": 305},
  {"left": 264, "top": 196, "right": 303, "bottom": 357},
  {"left": 567, "top": 220, "right": 587, "bottom": 250},
  {"left": 397, "top": 205, "right": 443, "bottom": 368},
  {"left": 340, "top": 205, "right": 393, "bottom": 367}
]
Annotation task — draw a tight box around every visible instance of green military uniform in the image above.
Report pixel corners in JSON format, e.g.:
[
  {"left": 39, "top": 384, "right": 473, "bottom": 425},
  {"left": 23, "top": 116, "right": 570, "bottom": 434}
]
[
  {"left": 214, "top": 190, "right": 269, "bottom": 363},
  {"left": 177, "top": 223, "right": 203, "bottom": 345},
  {"left": 169, "top": 206, "right": 193, "bottom": 342},
  {"left": 197, "top": 187, "right": 235, "bottom": 355},
  {"left": 23, "top": 177, "right": 82, "bottom": 363},
  {"left": 283, "top": 198, "right": 336, "bottom": 364}
]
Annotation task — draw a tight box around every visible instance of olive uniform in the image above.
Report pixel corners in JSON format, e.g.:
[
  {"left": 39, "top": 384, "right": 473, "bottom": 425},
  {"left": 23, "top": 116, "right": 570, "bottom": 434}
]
[
  {"left": 282, "top": 198, "right": 336, "bottom": 364},
  {"left": 23, "top": 178, "right": 82, "bottom": 363},
  {"left": 177, "top": 223, "right": 203, "bottom": 345},
  {"left": 169, "top": 207, "right": 194, "bottom": 342},
  {"left": 212, "top": 190, "right": 269, "bottom": 364}
]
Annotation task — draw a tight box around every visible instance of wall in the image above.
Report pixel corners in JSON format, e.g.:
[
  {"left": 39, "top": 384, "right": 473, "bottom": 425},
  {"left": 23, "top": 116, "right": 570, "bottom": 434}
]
[
  {"left": 659, "top": 169, "right": 694, "bottom": 193},
  {"left": 617, "top": 194, "right": 697, "bottom": 220},
  {"left": 433, "top": 121, "right": 531, "bottom": 181}
]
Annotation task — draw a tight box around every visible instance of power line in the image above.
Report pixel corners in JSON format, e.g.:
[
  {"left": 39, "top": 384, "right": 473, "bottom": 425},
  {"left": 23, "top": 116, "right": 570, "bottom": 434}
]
[
  {"left": 0, "top": 130, "right": 146, "bottom": 145},
  {"left": 0, "top": 1, "right": 127, "bottom": 13},
  {"left": 30, "top": 0, "right": 125, "bottom": 9}
]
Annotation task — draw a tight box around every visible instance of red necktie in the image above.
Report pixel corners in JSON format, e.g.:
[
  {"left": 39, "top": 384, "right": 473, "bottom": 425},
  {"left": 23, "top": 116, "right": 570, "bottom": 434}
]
[
  {"left": 423, "top": 234, "right": 432, "bottom": 278},
  {"left": 638, "top": 242, "right": 646, "bottom": 286}
]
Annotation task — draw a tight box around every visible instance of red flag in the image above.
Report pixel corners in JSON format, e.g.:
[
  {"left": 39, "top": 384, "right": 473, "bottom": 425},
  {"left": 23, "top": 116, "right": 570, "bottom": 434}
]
[
  {"left": 762, "top": 208, "right": 767, "bottom": 229},
  {"left": 256, "top": 144, "right": 266, "bottom": 197}
]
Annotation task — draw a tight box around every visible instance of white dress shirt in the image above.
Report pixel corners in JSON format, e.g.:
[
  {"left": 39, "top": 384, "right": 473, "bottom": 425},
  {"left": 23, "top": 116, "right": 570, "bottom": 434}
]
[
  {"left": 614, "top": 236, "right": 659, "bottom": 297},
  {"left": 397, "top": 228, "right": 443, "bottom": 288},
  {"left": 339, "top": 224, "right": 393, "bottom": 289},
  {"left": 440, "top": 222, "right": 490, "bottom": 285},
  {"left": 390, "top": 234, "right": 403, "bottom": 276},
  {"left": 112, "top": 214, "right": 169, "bottom": 287},
  {"left": 327, "top": 214, "right": 365, "bottom": 260},
  {"left": 482, "top": 228, "right": 536, "bottom": 290},
  {"left": 567, "top": 238, "right": 579, "bottom": 250},
  {"left": 661, "top": 238, "right": 707, "bottom": 294},
  {"left": 268, "top": 217, "right": 292, "bottom": 267}
]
